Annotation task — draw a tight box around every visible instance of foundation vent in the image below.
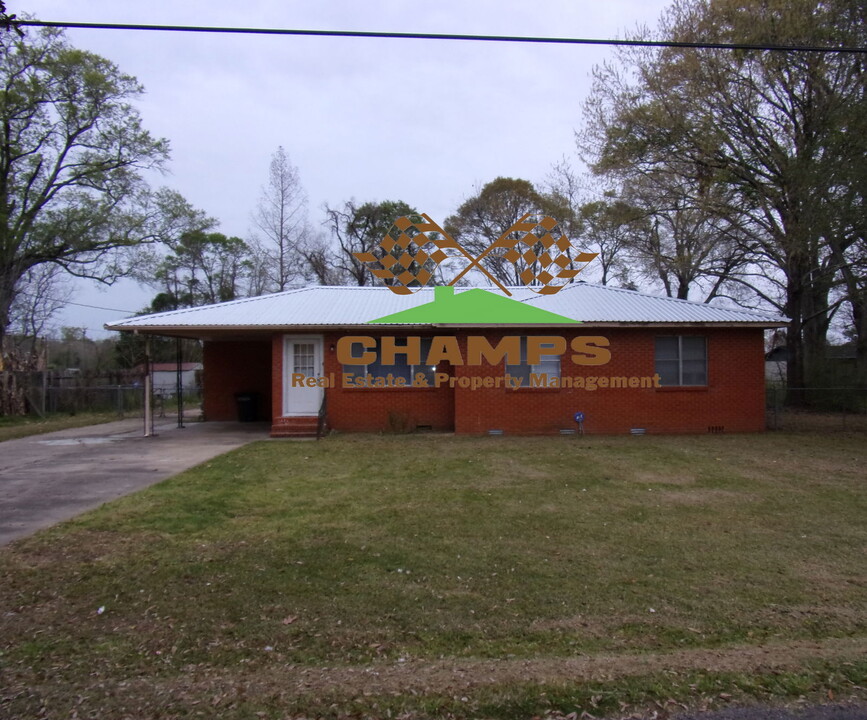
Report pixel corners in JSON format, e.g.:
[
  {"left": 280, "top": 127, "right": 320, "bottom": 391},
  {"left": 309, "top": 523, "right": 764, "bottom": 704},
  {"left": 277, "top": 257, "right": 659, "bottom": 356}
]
[
  {"left": 487, "top": 429, "right": 504, "bottom": 436},
  {"left": 630, "top": 428, "right": 646, "bottom": 435},
  {"left": 559, "top": 428, "right": 576, "bottom": 435},
  {"left": 708, "top": 425, "right": 725, "bottom": 434}
]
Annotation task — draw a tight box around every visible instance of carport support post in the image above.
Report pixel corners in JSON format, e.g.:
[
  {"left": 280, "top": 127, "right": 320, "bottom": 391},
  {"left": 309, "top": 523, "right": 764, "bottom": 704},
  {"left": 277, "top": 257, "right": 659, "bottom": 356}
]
[
  {"left": 144, "top": 336, "right": 153, "bottom": 437},
  {"left": 176, "top": 337, "right": 184, "bottom": 429}
]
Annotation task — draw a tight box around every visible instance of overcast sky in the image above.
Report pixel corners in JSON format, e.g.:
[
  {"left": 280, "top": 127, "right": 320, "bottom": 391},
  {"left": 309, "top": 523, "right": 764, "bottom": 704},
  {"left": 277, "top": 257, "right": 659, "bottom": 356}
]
[{"left": 18, "top": 0, "right": 671, "bottom": 337}]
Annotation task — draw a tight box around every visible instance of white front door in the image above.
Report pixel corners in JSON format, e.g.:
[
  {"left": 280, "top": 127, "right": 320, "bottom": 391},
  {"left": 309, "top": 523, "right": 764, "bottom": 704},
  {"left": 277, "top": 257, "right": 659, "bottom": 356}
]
[{"left": 283, "top": 335, "right": 324, "bottom": 416}]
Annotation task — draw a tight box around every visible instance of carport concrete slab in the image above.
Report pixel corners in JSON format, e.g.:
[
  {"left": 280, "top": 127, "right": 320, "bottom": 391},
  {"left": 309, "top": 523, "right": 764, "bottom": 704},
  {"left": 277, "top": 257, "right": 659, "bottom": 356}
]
[{"left": 0, "top": 419, "right": 274, "bottom": 545}]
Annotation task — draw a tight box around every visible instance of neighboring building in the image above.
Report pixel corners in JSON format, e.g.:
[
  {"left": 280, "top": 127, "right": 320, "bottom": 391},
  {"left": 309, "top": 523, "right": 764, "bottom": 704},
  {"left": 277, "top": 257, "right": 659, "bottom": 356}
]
[
  {"left": 106, "top": 283, "right": 788, "bottom": 437},
  {"left": 765, "top": 346, "right": 788, "bottom": 386},
  {"left": 144, "top": 362, "right": 203, "bottom": 396},
  {"left": 764, "top": 343, "right": 860, "bottom": 387}
]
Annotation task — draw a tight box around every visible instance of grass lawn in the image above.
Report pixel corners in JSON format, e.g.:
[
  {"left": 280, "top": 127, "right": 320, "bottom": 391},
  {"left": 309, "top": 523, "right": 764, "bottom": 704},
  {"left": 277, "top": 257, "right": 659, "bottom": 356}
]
[
  {"left": 0, "top": 411, "right": 120, "bottom": 442},
  {"left": 1, "top": 432, "right": 865, "bottom": 719}
]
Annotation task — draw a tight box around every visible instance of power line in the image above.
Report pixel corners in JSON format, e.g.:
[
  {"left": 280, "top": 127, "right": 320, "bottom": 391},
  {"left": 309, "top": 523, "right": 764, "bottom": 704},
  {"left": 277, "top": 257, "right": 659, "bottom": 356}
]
[
  {"left": 15, "top": 290, "right": 137, "bottom": 315},
  {"left": 61, "top": 299, "right": 138, "bottom": 314},
  {"left": 17, "top": 20, "right": 867, "bottom": 54}
]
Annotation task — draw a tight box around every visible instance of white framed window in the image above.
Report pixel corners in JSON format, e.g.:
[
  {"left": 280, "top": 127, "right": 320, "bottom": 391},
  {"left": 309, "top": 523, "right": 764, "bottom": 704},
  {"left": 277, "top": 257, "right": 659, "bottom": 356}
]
[
  {"left": 505, "top": 337, "right": 561, "bottom": 386},
  {"left": 341, "top": 337, "right": 436, "bottom": 386},
  {"left": 655, "top": 336, "right": 707, "bottom": 386}
]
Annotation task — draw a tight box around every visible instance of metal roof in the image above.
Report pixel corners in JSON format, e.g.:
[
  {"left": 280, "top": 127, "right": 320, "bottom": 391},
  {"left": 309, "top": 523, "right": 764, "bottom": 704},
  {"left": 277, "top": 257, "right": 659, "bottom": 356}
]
[
  {"left": 104, "top": 283, "right": 788, "bottom": 334},
  {"left": 520, "top": 283, "right": 788, "bottom": 324}
]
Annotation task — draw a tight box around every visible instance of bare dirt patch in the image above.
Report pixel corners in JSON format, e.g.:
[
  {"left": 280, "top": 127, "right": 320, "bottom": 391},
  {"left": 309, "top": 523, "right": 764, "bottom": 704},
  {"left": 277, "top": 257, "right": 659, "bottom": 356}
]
[
  {"left": 487, "top": 454, "right": 553, "bottom": 484},
  {"left": 788, "top": 559, "right": 867, "bottom": 592},
  {"left": 653, "top": 488, "right": 755, "bottom": 506},
  {"left": 18, "top": 636, "right": 864, "bottom": 705},
  {"left": 750, "top": 604, "right": 867, "bottom": 629},
  {"left": 633, "top": 472, "right": 697, "bottom": 486}
]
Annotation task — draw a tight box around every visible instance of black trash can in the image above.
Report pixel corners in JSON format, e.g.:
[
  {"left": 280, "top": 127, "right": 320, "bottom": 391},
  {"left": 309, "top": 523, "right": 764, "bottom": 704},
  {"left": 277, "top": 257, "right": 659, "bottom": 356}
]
[{"left": 235, "top": 392, "right": 259, "bottom": 422}]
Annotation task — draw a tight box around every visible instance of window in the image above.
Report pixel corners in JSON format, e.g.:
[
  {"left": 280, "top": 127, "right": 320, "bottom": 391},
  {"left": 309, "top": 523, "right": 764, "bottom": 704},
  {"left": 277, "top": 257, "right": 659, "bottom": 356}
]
[
  {"left": 655, "top": 336, "right": 707, "bottom": 386},
  {"left": 293, "top": 343, "right": 315, "bottom": 376},
  {"left": 506, "top": 336, "right": 561, "bottom": 386},
  {"left": 342, "top": 338, "right": 436, "bottom": 386}
]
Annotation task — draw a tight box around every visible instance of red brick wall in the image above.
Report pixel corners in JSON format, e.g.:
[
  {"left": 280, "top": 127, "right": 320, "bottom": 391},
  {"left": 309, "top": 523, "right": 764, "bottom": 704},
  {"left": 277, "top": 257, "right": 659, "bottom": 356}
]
[
  {"left": 202, "top": 340, "right": 272, "bottom": 421},
  {"left": 271, "top": 333, "right": 283, "bottom": 422},
  {"left": 450, "top": 328, "right": 766, "bottom": 435},
  {"left": 264, "top": 327, "right": 766, "bottom": 434},
  {"left": 321, "top": 331, "right": 455, "bottom": 432}
]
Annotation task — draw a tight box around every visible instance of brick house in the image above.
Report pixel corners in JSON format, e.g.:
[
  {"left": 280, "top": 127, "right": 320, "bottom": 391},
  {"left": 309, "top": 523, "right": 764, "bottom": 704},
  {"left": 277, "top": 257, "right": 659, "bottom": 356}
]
[{"left": 106, "top": 283, "right": 787, "bottom": 436}]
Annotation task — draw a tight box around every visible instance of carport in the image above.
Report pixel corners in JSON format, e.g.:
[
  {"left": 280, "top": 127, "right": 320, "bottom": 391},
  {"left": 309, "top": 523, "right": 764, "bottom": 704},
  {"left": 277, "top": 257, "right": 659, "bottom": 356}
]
[{"left": 110, "top": 325, "right": 273, "bottom": 436}]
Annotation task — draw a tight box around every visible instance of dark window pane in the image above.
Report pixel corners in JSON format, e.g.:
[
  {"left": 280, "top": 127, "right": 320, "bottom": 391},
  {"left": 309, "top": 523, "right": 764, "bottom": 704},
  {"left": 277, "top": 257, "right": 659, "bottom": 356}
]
[
  {"left": 681, "top": 359, "right": 707, "bottom": 385},
  {"left": 386, "top": 362, "right": 413, "bottom": 381},
  {"left": 533, "top": 357, "right": 561, "bottom": 379},
  {"left": 414, "top": 365, "right": 436, "bottom": 384},
  {"left": 682, "top": 336, "right": 706, "bottom": 360},
  {"left": 681, "top": 337, "right": 706, "bottom": 385},
  {"left": 655, "top": 336, "right": 679, "bottom": 360},
  {"left": 412, "top": 338, "right": 436, "bottom": 384},
  {"left": 507, "top": 337, "right": 558, "bottom": 387},
  {"left": 655, "top": 359, "right": 680, "bottom": 386},
  {"left": 507, "top": 363, "right": 531, "bottom": 385}
]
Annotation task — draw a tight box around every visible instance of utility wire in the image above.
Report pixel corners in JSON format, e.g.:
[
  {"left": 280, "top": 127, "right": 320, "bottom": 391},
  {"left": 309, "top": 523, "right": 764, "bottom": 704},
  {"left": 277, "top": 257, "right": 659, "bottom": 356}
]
[
  {"left": 15, "top": 289, "right": 137, "bottom": 315},
  {"left": 17, "top": 20, "right": 867, "bottom": 54},
  {"left": 60, "top": 299, "right": 137, "bottom": 314}
]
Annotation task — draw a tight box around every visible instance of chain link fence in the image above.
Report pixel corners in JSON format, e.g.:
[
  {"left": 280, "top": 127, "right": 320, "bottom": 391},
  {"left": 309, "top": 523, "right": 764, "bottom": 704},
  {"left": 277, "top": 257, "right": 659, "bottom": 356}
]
[
  {"left": 1, "top": 370, "right": 202, "bottom": 420},
  {"left": 43, "top": 384, "right": 145, "bottom": 416},
  {"left": 766, "top": 387, "right": 867, "bottom": 431},
  {"left": 0, "top": 370, "right": 145, "bottom": 418}
]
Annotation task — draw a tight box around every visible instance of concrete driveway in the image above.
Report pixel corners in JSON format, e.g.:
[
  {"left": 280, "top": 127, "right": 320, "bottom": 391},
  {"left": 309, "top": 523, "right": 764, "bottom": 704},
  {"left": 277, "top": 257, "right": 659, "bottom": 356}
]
[{"left": 0, "top": 418, "right": 274, "bottom": 545}]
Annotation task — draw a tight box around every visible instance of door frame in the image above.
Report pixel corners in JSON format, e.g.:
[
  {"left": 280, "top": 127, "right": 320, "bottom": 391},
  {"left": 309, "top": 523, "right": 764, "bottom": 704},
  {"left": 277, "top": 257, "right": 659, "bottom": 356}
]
[{"left": 282, "top": 334, "right": 324, "bottom": 416}]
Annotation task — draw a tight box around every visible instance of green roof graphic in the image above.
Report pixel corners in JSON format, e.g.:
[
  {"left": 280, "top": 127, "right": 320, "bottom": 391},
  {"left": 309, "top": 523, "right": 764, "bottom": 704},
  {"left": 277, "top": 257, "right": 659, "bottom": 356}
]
[{"left": 369, "top": 286, "right": 578, "bottom": 324}]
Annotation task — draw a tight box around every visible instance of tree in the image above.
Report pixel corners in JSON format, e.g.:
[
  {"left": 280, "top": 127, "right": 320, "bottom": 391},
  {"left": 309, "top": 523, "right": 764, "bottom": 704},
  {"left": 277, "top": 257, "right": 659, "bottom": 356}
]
[
  {"left": 444, "top": 177, "right": 574, "bottom": 287},
  {"left": 546, "top": 161, "right": 641, "bottom": 288},
  {"left": 323, "top": 199, "right": 418, "bottom": 286},
  {"left": 578, "top": 197, "right": 642, "bottom": 287},
  {"left": 580, "top": 0, "right": 866, "bottom": 388},
  {"left": 6, "top": 262, "right": 69, "bottom": 354},
  {"left": 253, "top": 146, "right": 308, "bottom": 292},
  {"left": 298, "top": 231, "right": 350, "bottom": 285},
  {"left": 544, "top": 158, "right": 585, "bottom": 241},
  {"left": 826, "top": 184, "right": 867, "bottom": 385},
  {"left": 146, "top": 230, "right": 252, "bottom": 310},
  {"left": 0, "top": 25, "right": 206, "bottom": 355},
  {"left": 618, "top": 171, "right": 752, "bottom": 301},
  {"left": 49, "top": 326, "right": 114, "bottom": 374}
]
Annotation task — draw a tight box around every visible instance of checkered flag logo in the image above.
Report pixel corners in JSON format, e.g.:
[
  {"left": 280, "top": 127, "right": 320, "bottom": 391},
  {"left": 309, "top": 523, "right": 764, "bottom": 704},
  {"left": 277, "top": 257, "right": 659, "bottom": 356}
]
[
  {"left": 353, "top": 213, "right": 597, "bottom": 295},
  {"left": 497, "top": 213, "right": 598, "bottom": 295},
  {"left": 353, "top": 213, "right": 508, "bottom": 295}
]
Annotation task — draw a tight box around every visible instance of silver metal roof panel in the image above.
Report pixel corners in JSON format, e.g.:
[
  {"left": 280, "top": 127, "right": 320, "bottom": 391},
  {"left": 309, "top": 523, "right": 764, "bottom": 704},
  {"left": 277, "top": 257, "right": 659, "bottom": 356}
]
[{"left": 105, "top": 283, "right": 788, "bottom": 332}]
